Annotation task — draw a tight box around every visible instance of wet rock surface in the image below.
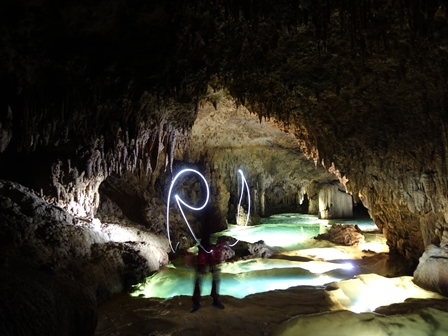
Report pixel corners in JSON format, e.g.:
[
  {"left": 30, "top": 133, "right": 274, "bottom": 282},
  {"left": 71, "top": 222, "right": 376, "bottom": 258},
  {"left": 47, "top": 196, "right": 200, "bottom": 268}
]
[{"left": 315, "top": 224, "right": 365, "bottom": 246}]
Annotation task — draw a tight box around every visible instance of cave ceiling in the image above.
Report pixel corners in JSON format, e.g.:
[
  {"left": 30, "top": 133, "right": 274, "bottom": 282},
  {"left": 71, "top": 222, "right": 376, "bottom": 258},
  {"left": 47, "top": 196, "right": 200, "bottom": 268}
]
[
  {"left": 182, "top": 99, "right": 341, "bottom": 219},
  {"left": 1, "top": 0, "right": 448, "bottom": 260}
]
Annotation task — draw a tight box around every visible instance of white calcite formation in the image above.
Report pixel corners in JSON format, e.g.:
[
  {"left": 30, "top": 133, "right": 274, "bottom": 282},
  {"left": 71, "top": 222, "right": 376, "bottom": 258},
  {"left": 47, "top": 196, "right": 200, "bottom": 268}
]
[
  {"left": 326, "top": 274, "right": 445, "bottom": 313},
  {"left": 413, "top": 244, "right": 448, "bottom": 297},
  {"left": 272, "top": 308, "right": 448, "bottom": 336}
]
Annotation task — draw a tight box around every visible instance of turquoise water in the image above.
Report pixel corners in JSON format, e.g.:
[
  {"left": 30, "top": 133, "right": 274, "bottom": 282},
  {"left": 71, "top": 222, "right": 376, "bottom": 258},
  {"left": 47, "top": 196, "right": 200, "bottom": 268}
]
[
  {"left": 216, "top": 213, "right": 377, "bottom": 251},
  {"left": 217, "top": 222, "right": 327, "bottom": 251},
  {"left": 131, "top": 213, "right": 379, "bottom": 299},
  {"left": 261, "top": 213, "right": 377, "bottom": 231}
]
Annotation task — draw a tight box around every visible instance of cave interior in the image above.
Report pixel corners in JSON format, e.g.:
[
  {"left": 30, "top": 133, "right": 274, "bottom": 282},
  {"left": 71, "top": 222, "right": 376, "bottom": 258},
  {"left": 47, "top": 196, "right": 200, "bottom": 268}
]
[{"left": 2, "top": 1, "right": 448, "bottom": 335}]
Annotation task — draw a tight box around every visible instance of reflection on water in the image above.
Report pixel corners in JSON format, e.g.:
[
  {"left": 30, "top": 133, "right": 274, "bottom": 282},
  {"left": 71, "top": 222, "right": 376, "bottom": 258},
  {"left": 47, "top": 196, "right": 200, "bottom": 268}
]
[
  {"left": 131, "top": 213, "right": 384, "bottom": 300},
  {"left": 217, "top": 213, "right": 380, "bottom": 251}
]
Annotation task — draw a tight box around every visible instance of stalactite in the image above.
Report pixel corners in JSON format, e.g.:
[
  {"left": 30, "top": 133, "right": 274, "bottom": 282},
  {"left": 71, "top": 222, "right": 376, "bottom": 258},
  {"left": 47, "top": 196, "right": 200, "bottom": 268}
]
[
  {"left": 149, "top": 131, "right": 160, "bottom": 173},
  {"left": 166, "top": 129, "right": 177, "bottom": 173}
]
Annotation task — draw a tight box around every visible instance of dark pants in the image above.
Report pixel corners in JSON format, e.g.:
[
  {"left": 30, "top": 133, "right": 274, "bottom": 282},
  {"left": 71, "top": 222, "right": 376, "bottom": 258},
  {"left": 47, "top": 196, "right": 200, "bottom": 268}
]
[{"left": 192, "top": 263, "right": 221, "bottom": 303}]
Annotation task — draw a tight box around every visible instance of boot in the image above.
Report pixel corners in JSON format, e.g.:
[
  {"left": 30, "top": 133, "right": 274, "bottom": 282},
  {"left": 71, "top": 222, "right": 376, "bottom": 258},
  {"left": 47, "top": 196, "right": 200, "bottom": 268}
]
[
  {"left": 212, "top": 299, "right": 225, "bottom": 309},
  {"left": 191, "top": 302, "right": 201, "bottom": 313}
]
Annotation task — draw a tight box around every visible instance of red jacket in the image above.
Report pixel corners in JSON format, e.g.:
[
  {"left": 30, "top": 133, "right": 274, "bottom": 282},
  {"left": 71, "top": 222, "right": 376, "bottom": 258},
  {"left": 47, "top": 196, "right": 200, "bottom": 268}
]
[{"left": 197, "top": 242, "right": 226, "bottom": 266}]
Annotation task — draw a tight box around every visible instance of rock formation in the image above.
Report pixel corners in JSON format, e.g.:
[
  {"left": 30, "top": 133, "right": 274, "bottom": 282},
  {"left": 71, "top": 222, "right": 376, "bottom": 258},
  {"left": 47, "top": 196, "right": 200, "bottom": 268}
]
[
  {"left": 315, "top": 224, "right": 365, "bottom": 246},
  {"left": 414, "top": 243, "right": 448, "bottom": 296}
]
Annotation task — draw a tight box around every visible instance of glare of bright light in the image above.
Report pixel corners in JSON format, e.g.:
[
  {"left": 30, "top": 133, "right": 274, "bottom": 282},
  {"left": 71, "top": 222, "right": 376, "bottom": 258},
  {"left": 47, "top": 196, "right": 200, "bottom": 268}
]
[
  {"left": 358, "top": 233, "right": 389, "bottom": 253},
  {"left": 279, "top": 231, "right": 389, "bottom": 261},
  {"left": 102, "top": 223, "right": 136, "bottom": 242},
  {"left": 219, "top": 259, "right": 355, "bottom": 275},
  {"left": 166, "top": 168, "right": 210, "bottom": 253},
  {"left": 328, "top": 274, "right": 446, "bottom": 313},
  {"left": 342, "top": 262, "right": 353, "bottom": 270},
  {"left": 281, "top": 247, "right": 364, "bottom": 261}
]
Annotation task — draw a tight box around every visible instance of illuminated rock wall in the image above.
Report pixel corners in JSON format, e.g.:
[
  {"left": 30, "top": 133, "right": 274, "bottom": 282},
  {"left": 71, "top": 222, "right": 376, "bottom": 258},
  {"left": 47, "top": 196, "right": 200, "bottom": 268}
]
[
  {"left": 318, "top": 183, "right": 353, "bottom": 219},
  {"left": 181, "top": 100, "right": 344, "bottom": 221},
  {"left": 0, "top": 179, "right": 170, "bottom": 335},
  {"left": 0, "top": 180, "right": 168, "bottom": 287}
]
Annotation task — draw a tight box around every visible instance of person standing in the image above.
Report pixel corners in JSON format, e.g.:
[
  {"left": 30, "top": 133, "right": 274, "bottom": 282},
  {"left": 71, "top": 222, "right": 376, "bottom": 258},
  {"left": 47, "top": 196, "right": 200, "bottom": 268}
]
[{"left": 191, "top": 234, "right": 227, "bottom": 312}]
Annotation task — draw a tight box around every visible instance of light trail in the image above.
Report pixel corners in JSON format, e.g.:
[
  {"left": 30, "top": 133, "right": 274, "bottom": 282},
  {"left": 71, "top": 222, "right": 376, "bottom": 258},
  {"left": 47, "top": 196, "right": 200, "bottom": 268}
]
[
  {"left": 166, "top": 168, "right": 251, "bottom": 252},
  {"left": 229, "top": 169, "right": 251, "bottom": 247},
  {"left": 166, "top": 168, "right": 210, "bottom": 253}
]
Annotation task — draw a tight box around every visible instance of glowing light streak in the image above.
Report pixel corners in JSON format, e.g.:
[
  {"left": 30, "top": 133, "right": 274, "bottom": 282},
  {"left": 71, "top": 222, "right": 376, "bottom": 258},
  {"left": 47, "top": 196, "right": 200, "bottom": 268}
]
[
  {"left": 237, "top": 169, "right": 251, "bottom": 225},
  {"left": 229, "top": 169, "right": 251, "bottom": 247},
  {"left": 166, "top": 168, "right": 210, "bottom": 253}
]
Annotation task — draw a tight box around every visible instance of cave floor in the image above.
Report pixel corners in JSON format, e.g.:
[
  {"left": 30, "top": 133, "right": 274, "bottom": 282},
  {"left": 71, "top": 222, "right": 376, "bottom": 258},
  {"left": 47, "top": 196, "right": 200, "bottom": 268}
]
[
  {"left": 94, "top": 217, "right": 446, "bottom": 336},
  {"left": 95, "top": 285, "right": 331, "bottom": 336},
  {"left": 94, "top": 251, "right": 439, "bottom": 336}
]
